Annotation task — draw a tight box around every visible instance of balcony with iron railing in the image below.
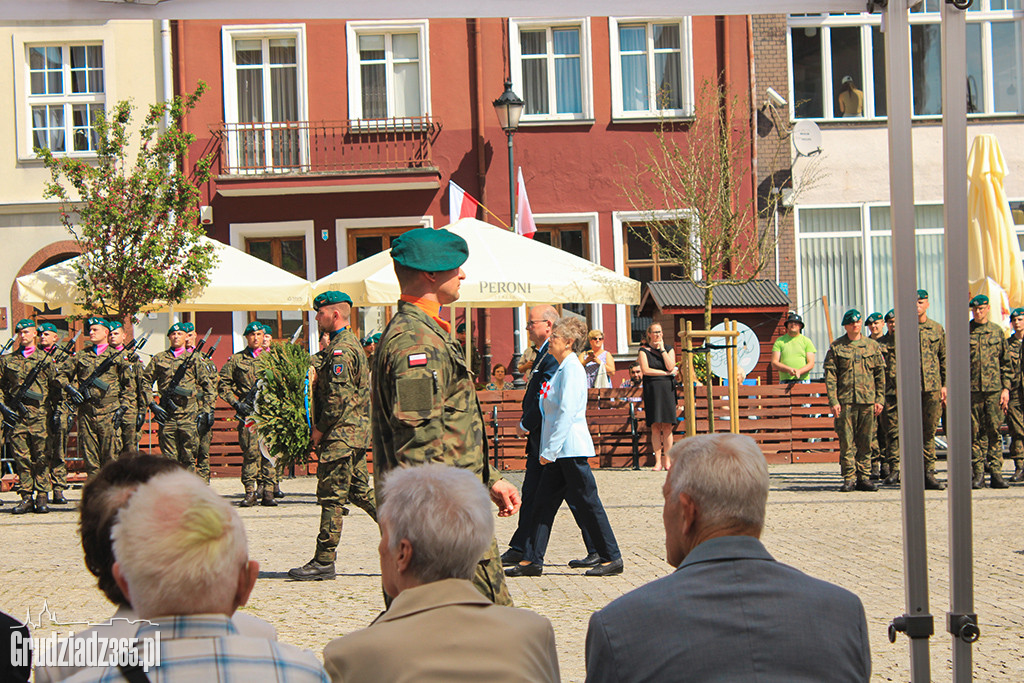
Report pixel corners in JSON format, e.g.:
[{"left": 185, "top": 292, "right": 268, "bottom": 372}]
[{"left": 211, "top": 117, "right": 442, "bottom": 178}]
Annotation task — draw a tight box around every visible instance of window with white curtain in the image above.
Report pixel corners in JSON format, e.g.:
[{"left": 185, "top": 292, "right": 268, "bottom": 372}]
[
  {"left": 27, "top": 43, "right": 104, "bottom": 155},
  {"left": 510, "top": 19, "right": 592, "bottom": 122},
  {"left": 346, "top": 21, "right": 430, "bottom": 123},
  {"left": 609, "top": 17, "right": 693, "bottom": 120}
]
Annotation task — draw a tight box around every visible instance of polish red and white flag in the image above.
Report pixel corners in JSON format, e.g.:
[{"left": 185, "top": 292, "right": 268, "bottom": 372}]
[
  {"left": 515, "top": 167, "right": 536, "bottom": 239},
  {"left": 448, "top": 181, "right": 480, "bottom": 221}
]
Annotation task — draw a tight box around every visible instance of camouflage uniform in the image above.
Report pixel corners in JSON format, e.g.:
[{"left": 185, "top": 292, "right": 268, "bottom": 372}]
[
  {"left": 2, "top": 347, "right": 57, "bottom": 498},
  {"left": 44, "top": 346, "right": 72, "bottom": 495},
  {"left": 372, "top": 301, "right": 512, "bottom": 606},
  {"left": 115, "top": 350, "right": 144, "bottom": 455},
  {"left": 195, "top": 354, "right": 219, "bottom": 483},
  {"left": 310, "top": 328, "right": 377, "bottom": 564},
  {"left": 143, "top": 348, "right": 212, "bottom": 470},
  {"left": 218, "top": 346, "right": 273, "bottom": 494},
  {"left": 880, "top": 333, "right": 900, "bottom": 471},
  {"left": 824, "top": 334, "right": 885, "bottom": 483},
  {"left": 67, "top": 346, "right": 131, "bottom": 478},
  {"left": 1005, "top": 332, "right": 1024, "bottom": 478},
  {"left": 969, "top": 320, "right": 1011, "bottom": 480},
  {"left": 919, "top": 318, "right": 946, "bottom": 475}
]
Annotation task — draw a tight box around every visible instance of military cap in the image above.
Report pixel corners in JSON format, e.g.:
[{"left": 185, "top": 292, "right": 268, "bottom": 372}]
[
  {"left": 866, "top": 312, "right": 883, "bottom": 324},
  {"left": 313, "top": 290, "right": 353, "bottom": 311},
  {"left": 168, "top": 322, "right": 187, "bottom": 334},
  {"left": 969, "top": 294, "right": 989, "bottom": 307},
  {"left": 108, "top": 320, "right": 124, "bottom": 331},
  {"left": 784, "top": 311, "right": 804, "bottom": 329},
  {"left": 391, "top": 228, "right": 469, "bottom": 272},
  {"left": 182, "top": 322, "right": 195, "bottom": 333},
  {"left": 86, "top": 317, "right": 110, "bottom": 330},
  {"left": 1012, "top": 308, "right": 1024, "bottom": 320},
  {"left": 917, "top": 289, "right": 929, "bottom": 300},
  {"left": 262, "top": 323, "right": 274, "bottom": 334},
  {"left": 841, "top": 309, "right": 861, "bottom": 326},
  {"left": 243, "top": 321, "right": 263, "bottom": 335},
  {"left": 38, "top": 322, "right": 58, "bottom": 334},
  {"left": 362, "top": 332, "right": 381, "bottom": 347},
  {"left": 885, "top": 309, "right": 895, "bottom": 322},
  {"left": 456, "top": 322, "right": 467, "bottom": 334},
  {"left": 14, "top": 318, "right": 36, "bottom": 332}
]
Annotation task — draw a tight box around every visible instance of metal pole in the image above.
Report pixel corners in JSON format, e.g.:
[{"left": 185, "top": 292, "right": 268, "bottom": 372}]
[
  {"left": 885, "top": 2, "right": 932, "bottom": 678},
  {"left": 941, "top": 3, "right": 978, "bottom": 679},
  {"left": 507, "top": 131, "right": 525, "bottom": 387}
]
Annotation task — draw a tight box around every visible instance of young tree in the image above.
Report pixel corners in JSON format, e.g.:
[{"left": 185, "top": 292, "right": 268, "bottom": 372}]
[{"left": 38, "top": 83, "right": 217, "bottom": 324}]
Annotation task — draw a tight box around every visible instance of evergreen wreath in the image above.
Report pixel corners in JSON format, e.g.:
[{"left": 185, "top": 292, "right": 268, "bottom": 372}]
[{"left": 254, "top": 342, "right": 313, "bottom": 468}]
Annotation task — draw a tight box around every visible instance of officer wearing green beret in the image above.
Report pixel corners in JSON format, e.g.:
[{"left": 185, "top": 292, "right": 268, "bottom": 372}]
[
  {"left": 968, "top": 295, "right": 1011, "bottom": 488},
  {"left": 2, "top": 319, "right": 59, "bottom": 514},
  {"left": 108, "top": 321, "right": 143, "bottom": 456},
  {"left": 288, "top": 291, "right": 378, "bottom": 581},
  {"left": 1006, "top": 307, "right": 1024, "bottom": 482},
  {"left": 916, "top": 290, "right": 947, "bottom": 490},
  {"left": 188, "top": 324, "right": 219, "bottom": 485},
  {"left": 65, "top": 317, "right": 132, "bottom": 480},
  {"left": 38, "top": 322, "right": 70, "bottom": 503},
  {"left": 824, "top": 309, "right": 885, "bottom": 491},
  {"left": 142, "top": 322, "right": 213, "bottom": 471},
  {"left": 371, "top": 227, "right": 520, "bottom": 605},
  {"left": 220, "top": 321, "right": 271, "bottom": 505},
  {"left": 879, "top": 309, "right": 900, "bottom": 484},
  {"left": 864, "top": 312, "right": 887, "bottom": 479}
]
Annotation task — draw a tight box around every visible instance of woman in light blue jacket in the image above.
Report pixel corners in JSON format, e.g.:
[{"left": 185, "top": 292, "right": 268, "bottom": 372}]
[{"left": 505, "top": 316, "right": 623, "bottom": 578}]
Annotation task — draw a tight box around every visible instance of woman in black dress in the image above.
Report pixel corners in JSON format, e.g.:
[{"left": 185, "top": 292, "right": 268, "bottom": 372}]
[{"left": 638, "top": 323, "right": 677, "bottom": 470}]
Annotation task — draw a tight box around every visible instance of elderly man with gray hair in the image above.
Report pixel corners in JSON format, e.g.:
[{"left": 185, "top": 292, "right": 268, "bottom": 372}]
[
  {"left": 323, "top": 464, "right": 560, "bottom": 683},
  {"left": 66, "top": 469, "right": 329, "bottom": 683},
  {"left": 585, "top": 434, "right": 871, "bottom": 683}
]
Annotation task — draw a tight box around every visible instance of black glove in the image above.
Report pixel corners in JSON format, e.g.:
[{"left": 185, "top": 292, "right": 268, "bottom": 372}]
[
  {"left": 64, "top": 383, "right": 85, "bottom": 405},
  {"left": 148, "top": 401, "right": 169, "bottom": 424},
  {"left": 50, "top": 410, "right": 62, "bottom": 432},
  {"left": 135, "top": 412, "right": 145, "bottom": 431},
  {"left": 112, "top": 406, "right": 126, "bottom": 429}
]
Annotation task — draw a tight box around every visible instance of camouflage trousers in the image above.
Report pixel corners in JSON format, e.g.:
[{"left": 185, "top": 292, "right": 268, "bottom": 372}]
[
  {"left": 195, "top": 422, "right": 212, "bottom": 483},
  {"left": 314, "top": 446, "right": 378, "bottom": 564},
  {"left": 116, "top": 413, "right": 139, "bottom": 457},
  {"left": 884, "top": 397, "right": 899, "bottom": 466},
  {"left": 922, "top": 390, "right": 942, "bottom": 472},
  {"left": 871, "top": 406, "right": 888, "bottom": 466},
  {"left": 11, "top": 422, "right": 51, "bottom": 494},
  {"left": 971, "top": 391, "right": 1005, "bottom": 476},
  {"left": 474, "top": 538, "right": 514, "bottom": 606},
  {"left": 1006, "top": 387, "right": 1024, "bottom": 463},
  {"left": 45, "top": 413, "right": 68, "bottom": 491},
  {"left": 158, "top": 415, "right": 198, "bottom": 471},
  {"left": 238, "top": 420, "right": 276, "bottom": 488},
  {"left": 79, "top": 410, "right": 119, "bottom": 479},
  {"left": 835, "top": 404, "right": 874, "bottom": 480}
]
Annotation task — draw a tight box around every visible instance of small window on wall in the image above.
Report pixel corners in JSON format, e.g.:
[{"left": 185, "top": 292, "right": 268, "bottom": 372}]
[
  {"left": 247, "top": 236, "right": 306, "bottom": 344},
  {"left": 27, "top": 43, "right": 105, "bottom": 155},
  {"left": 534, "top": 224, "right": 592, "bottom": 327},
  {"left": 624, "top": 222, "right": 688, "bottom": 345}
]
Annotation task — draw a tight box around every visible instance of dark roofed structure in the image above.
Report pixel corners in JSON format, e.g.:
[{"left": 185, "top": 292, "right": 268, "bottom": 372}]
[{"left": 638, "top": 279, "right": 790, "bottom": 315}]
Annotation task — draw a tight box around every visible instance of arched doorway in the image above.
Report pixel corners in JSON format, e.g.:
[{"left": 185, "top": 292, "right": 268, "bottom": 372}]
[{"left": 10, "top": 240, "right": 82, "bottom": 339}]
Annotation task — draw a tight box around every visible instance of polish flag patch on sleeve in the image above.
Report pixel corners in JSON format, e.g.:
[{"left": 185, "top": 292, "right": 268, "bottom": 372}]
[{"left": 408, "top": 353, "right": 428, "bottom": 367}]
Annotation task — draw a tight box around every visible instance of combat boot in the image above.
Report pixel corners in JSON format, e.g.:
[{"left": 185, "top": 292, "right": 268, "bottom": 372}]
[
  {"left": 260, "top": 485, "right": 278, "bottom": 507},
  {"left": 879, "top": 462, "right": 891, "bottom": 480},
  {"left": 990, "top": 471, "right": 1009, "bottom": 489},
  {"left": 50, "top": 490, "right": 68, "bottom": 505},
  {"left": 870, "top": 461, "right": 881, "bottom": 480},
  {"left": 855, "top": 476, "right": 878, "bottom": 492},
  {"left": 838, "top": 479, "right": 856, "bottom": 493},
  {"left": 273, "top": 483, "right": 285, "bottom": 498},
  {"left": 884, "top": 467, "right": 900, "bottom": 486},
  {"left": 287, "top": 559, "right": 336, "bottom": 581},
  {"left": 1012, "top": 460, "right": 1024, "bottom": 483},
  {"left": 34, "top": 492, "right": 49, "bottom": 514},
  {"left": 971, "top": 471, "right": 985, "bottom": 489},
  {"left": 239, "top": 485, "right": 257, "bottom": 508},
  {"left": 11, "top": 493, "right": 33, "bottom": 515},
  {"left": 925, "top": 472, "right": 947, "bottom": 490}
]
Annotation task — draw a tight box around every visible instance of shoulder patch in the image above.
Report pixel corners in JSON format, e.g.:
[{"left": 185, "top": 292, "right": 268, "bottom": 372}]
[
  {"left": 408, "top": 353, "right": 427, "bottom": 367},
  {"left": 333, "top": 362, "right": 345, "bottom": 376}
]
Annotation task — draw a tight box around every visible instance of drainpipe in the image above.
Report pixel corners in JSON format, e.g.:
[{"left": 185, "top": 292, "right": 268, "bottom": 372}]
[
  {"left": 473, "top": 18, "right": 492, "bottom": 380},
  {"left": 161, "top": 20, "right": 173, "bottom": 132}
]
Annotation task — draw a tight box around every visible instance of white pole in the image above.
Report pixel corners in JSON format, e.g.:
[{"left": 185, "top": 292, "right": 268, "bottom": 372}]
[
  {"left": 941, "top": 3, "right": 976, "bottom": 680},
  {"left": 885, "top": 2, "right": 932, "bottom": 679}
]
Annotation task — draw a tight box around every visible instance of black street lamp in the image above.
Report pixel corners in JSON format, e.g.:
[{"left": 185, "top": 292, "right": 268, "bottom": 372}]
[{"left": 493, "top": 80, "right": 526, "bottom": 386}]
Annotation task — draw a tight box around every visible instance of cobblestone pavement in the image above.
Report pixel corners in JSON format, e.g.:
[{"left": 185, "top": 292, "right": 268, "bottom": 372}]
[{"left": 2, "top": 462, "right": 1023, "bottom": 682}]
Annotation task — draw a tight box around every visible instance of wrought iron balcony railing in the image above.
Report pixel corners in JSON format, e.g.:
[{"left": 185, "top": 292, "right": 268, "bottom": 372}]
[{"left": 213, "top": 117, "right": 441, "bottom": 176}]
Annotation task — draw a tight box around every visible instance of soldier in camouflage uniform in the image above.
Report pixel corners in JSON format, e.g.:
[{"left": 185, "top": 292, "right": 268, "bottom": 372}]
[
  {"left": 824, "top": 309, "right": 885, "bottom": 492},
  {"left": 371, "top": 227, "right": 521, "bottom": 606},
  {"left": 865, "top": 312, "right": 887, "bottom": 479},
  {"left": 880, "top": 310, "right": 902, "bottom": 485},
  {"left": 968, "top": 295, "right": 1011, "bottom": 489},
  {"left": 2, "top": 319, "right": 58, "bottom": 514},
  {"left": 1006, "top": 308, "right": 1024, "bottom": 482},
  {"left": 186, "top": 324, "right": 218, "bottom": 484},
  {"left": 65, "top": 317, "right": 132, "bottom": 480},
  {"left": 142, "top": 322, "right": 213, "bottom": 471},
  {"left": 917, "top": 290, "right": 948, "bottom": 490},
  {"left": 38, "top": 322, "right": 69, "bottom": 504},
  {"left": 108, "top": 321, "right": 141, "bottom": 456},
  {"left": 289, "top": 290, "right": 378, "bottom": 581},
  {"left": 219, "top": 321, "right": 271, "bottom": 506}
]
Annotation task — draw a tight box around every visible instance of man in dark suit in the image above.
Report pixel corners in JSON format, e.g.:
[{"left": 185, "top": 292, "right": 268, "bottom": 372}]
[
  {"left": 585, "top": 434, "right": 871, "bottom": 683},
  {"left": 502, "top": 304, "right": 597, "bottom": 568}
]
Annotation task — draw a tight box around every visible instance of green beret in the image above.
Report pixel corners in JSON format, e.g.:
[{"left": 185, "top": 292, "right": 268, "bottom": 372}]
[
  {"left": 244, "top": 322, "right": 263, "bottom": 335},
  {"left": 261, "top": 323, "right": 273, "bottom": 334},
  {"left": 362, "top": 332, "right": 381, "bottom": 346},
  {"left": 38, "top": 322, "right": 58, "bottom": 334},
  {"left": 969, "top": 294, "right": 989, "bottom": 307},
  {"left": 841, "top": 309, "right": 861, "bottom": 326},
  {"left": 391, "top": 228, "right": 468, "bottom": 272},
  {"left": 108, "top": 320, "right": 123, "bottom": 331},
  {"left": 456, "top": 322, "right": 466, "bottom": 334},
  {"left": 866, "top": 312, "right": 883, "bottom": 324},
  {"left": 182, "top": 322, "right": 195, "bottom": 333},
  {"left": 86, "top": 317, "right": 110, "bottom": 330},
  {"left": 14, "top": 319, "right": 35, "bottom": 332},
  {"left": 1012, "top": 308, "right": 1024, "bottom": 319},
  {"left": 168, "top": 322, "right": 187, "bottom": 335},
  {"left": 313, "top": 290, "right": 354, "bottom": 311},
  {"left": 917, "top": 289, "right": 929, "bottom": 300},
  {"left": 885, "top": 309, "right": 895, "bottom": 322}
]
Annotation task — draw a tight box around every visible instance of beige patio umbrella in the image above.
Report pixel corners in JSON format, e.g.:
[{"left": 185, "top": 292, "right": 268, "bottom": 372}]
[
  {"left": 967, "top": 134, "right": 1024, "bottom": 324},
  {"left": 16, "top": 236, "right": 313, "bottom": 313}
]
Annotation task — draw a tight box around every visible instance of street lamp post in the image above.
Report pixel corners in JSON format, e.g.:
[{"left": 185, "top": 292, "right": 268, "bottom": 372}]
[{"left": 493, "top": 80, "right": 526, "bottom": 386}]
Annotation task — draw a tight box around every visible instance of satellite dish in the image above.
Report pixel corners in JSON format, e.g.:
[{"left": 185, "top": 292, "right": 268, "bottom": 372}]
[
  {"left": 708, "top": 322, "right": 761, "bottom": 380},
  {"left": 792, "top": 120, "right": 823, "bottom": 157}
]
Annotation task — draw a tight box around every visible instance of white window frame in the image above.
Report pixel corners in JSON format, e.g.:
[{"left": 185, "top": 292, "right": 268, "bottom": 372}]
[
  {"left": 346, "top": 20, "right": 431, "bottom": 126},
  {"left": 221, "top": 24, "right": 309, "bottom": 174},
  {"left": 609, "top": 17, "right": 694, "bottom": 121},
  {"left": 510, "top": 18, "right": 594, "bottom": 124},
  {"left": 23, "top": 42, "right": 106, "bottom": 158},
  {"left": 532, "top": 212, "right": 602, "bottom": 341},
  {"left": 787, "top": 4, "right": 1024, "bottom": 122}
]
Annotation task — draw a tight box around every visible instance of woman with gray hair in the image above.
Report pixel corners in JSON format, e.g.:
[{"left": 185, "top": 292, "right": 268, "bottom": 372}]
[{"left": 506, "top": 316, "right": 623, "bottom": 578}]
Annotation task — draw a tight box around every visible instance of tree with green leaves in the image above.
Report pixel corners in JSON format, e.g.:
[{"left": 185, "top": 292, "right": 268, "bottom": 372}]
[{"left": 38, "top": 82, "right": 217, "bottom": 324}]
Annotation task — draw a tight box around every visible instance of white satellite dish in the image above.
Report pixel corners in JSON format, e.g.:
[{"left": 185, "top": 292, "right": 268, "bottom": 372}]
[
  {"left": 708, "top": 321, "right": 761, "bottom": 381},
  {"left": 792, "top": 120, "right": 823, "bottom": 157}
]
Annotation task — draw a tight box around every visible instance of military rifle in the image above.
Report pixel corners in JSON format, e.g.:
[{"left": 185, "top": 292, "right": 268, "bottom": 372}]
[
  {"left": 204, "top": 336, "right": 222, "bottom": 360},
  {"left": 65, "top": 333, "right": 150, "bottom": 406},
  {"left": 232, "top": 325, "right": 302, "bottom": 421},
  {"left": 9, "top": 331, "right": 81, "bottom": 419},
  {"left": 0, "top": 337, "right": 15, "bottom": 356},
  {"left": 148, "top": 328, "right": 211, "bottom": 424}
]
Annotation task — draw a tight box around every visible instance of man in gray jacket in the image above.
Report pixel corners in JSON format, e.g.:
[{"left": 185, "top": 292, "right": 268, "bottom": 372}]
[{"left": 585, "top": 433, "right": 871, "bottom": 682}]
